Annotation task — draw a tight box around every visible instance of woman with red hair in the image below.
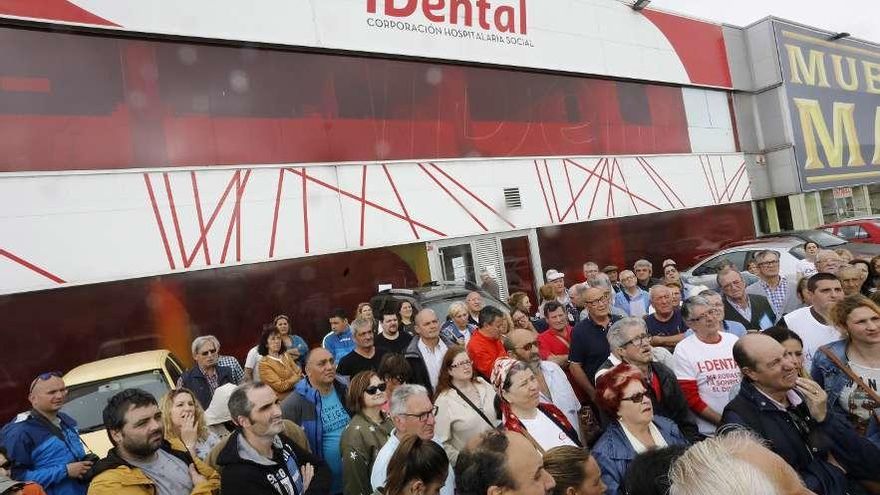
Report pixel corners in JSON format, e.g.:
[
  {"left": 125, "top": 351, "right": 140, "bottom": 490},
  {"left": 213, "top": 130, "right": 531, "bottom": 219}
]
[
  {"left": 490, "top": 358, "right": 580, "bottom": 452},
  {"left": 591, "top": 363, "right": 688, "bottom": 495}
]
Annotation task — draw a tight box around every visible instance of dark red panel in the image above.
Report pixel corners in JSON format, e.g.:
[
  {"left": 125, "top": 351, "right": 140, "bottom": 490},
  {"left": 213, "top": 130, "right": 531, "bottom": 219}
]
[
  {"left": 537, "top": 203, "right": 756, "bottom": 283},
  {"left": 642, "top": 9, "right": 732, "bottom": 88},
  {"left": 0, "top": 246, "right": 421, "bottom": 422},
  {"left": 0, "top": 0, "right": 117, "bottom": 26},
  {"left": 0, "top": 26, "right": 694, "bottom": 172}
]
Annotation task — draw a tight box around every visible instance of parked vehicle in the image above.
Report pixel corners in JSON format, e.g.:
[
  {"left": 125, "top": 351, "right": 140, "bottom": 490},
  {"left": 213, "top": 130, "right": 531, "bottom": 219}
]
[
  {"left": 370, "top": 281, "right": 510, "bottom": 323},
  {"left": 681, "top": 230, "right": 880, "bottom": 289},
  {"left": 62, "top": 350, "right": 184, "bottom": 457},
  {"left": 821, "top": 217, "right": 880, "bottom": 245}
]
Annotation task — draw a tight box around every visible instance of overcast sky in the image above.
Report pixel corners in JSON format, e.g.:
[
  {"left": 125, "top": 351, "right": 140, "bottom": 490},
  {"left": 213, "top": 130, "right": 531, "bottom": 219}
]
[{"left": 649, "top": 0, "right": 880, "bottom": 43}]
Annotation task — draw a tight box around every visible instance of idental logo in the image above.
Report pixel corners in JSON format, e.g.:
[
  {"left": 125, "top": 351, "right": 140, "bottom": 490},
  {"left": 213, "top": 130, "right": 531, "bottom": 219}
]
[{"left": 366, "top": 0, "right": 528, "bottom": 34}]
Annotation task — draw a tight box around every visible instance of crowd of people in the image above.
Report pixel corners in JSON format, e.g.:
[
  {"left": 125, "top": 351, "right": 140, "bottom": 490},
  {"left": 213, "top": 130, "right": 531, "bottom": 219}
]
[{"left": 4, "top": 247, "right": 880, "bottom": 495}]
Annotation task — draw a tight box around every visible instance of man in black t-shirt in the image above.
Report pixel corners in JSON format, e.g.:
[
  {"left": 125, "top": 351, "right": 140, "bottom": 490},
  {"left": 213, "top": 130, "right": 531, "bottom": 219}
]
[
  {"left": 336, "top": 318, "right": 385, "bottom": 379},
  {"left": 375, "top": 311, "right": 412, "bottom": 355},
  {"left": 645, "top": 285, "right": 687, "bottom": 352}
]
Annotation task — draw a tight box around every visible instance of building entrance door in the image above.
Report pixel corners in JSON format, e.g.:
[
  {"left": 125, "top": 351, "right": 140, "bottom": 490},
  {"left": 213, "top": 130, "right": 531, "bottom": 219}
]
[{"left": 427, "top": 230, "right": 543, "bottom": 304}]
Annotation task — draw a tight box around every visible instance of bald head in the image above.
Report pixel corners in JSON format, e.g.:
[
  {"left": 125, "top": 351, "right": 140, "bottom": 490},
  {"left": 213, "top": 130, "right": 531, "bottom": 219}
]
[
  {"left": 29, "top": 375, "right": 67, "bottom": 417},
  {"left": 415, "top": 308, "right": 440, "bottom": 342},
  {"left": 733, "top": 333, "right": 796, "bottom": 392},
  {"left": 506, "top": 328, "right": 540, "bottom": 366},
  {"left": 304, "top": 347, "right": 336, "bottom": 388}
]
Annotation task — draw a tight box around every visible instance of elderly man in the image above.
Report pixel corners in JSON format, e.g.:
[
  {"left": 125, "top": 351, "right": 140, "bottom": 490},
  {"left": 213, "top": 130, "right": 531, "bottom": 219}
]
[
  {"left": 673, "top": 296, "right": 741, "bottom": 438},
  {"left": 479, "top": 269, "right": 501, "bottom": 299},
  {"left": 687, "top": 290, "right": 747, "bottom": 338},
  {"left": 465, "top": 291, "right": 484, "bottom": 327},
  {"left": 507, "top": 327, "right": 581, "bottom": 440},
  {"left": 782, "top": 273, "right": 844, "bottom": 374},
  {"left": 583, "top": 261, "right": 600, "bottom": 283},
  {"left": 456, "top": 429, "right": 556, "bottom": 495},
  {"left": 633, "top": 259, "right": 660, "bottom": 291},
  {"left": 281, "top": 348, "right": 350, "bottom": 495},
  {"left": 603, "top": 265, "right": 622, "bottom": 291},
  {"left": 814, "top": 249, "right": 843, "bottom": 275},
  {"left": 546, "top": 269, "right": 571, "bottom": 307},
  {"left": 336, "top": 318, "right": 386, "bottom": 379},
  {"left": 405, "top": 309, "right": 449, "bottom": 395},
  {"left": 371, "top": 384, "right": 455, "bottom": 495},
  {"left": 718, "top": 269, "right": 776, "bottom": 331},
  {"left": 645, "top": 285, "right": 688, "bottom": 351},
  {"left": 567, "top": 283, "right": 588, "bottom": 324},
  {"left": 1, "top": 373, "right": 89, "bottom": 495},
  {"left": 596, "top": 318, "right": 699, "bottom": 441},
  {"left": 467, "top": 306, "right": 508, "bottom": 380},
  {"left": 722, "top": 334, "right": 880, "bottom": 494},
  {"left": 88, "top": 389, "right": 220, "bottom": 495},
  {"left": 613, "top": 270, "right": 650, "bottom": 317},
  {"left": 838, "top": 265, "right": 864, "bottom": 296},
  {"left": 179, "top": 335, "right": 235, "bottom": 408},
  {"left": 569, "top": 287, "right": 622, "bottom": 400},
  {"left": 746, "top": 250, "right": 802, "bottom": 320}
]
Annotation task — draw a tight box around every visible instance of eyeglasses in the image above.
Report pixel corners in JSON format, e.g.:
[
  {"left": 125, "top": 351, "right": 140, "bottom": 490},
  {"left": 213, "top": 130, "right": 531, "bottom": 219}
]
[
  {"left": 199, "top": 348, "right": 218, "bottom": 356},
  {"left": 365, "top": 382, "right": 387, "bottom": 395},
  {"left": 450, "top": 359, "right": 473, "bottom": 369},
  {"left": 0, "top": 460, "right": 9, "bottom": 470},
  {"left": 686, "top": 308, "right": 722, "bottom": 324},
  {"left": 720, "top": 280, "right": 744, "bottom": 290},
  {"left": 400, "top": 405, "right": 438, "bottom": 422},
  {"left": 586, "top": 295, "right": 609, "bottom": 305},
  {"left": 621, "top": 391, "right": 649, "bottom": 403},
  {"left": 621, "top": 334, "right": 651, "bottom": 348},
  {"left": 516, "top": 341, "right": 538, "bottom": 352},
  {"left": 757, "top": 260, "right": 779, "bottom": 266},
  {"left": 29, "top": 371, "right": 63, "bottom": 393}
]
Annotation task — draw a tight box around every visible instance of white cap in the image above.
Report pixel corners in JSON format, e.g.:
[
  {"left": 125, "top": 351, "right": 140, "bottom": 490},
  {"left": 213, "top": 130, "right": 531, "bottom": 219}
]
[
  {"left": 545, "top": 269, "right": 565, "bottom": 281},
  {"left": 204, "top": 383, "right": 237, "bottom": 425}
]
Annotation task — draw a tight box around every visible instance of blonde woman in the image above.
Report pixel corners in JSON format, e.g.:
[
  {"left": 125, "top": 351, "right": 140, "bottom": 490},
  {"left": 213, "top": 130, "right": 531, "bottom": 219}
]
[{"left": 159, "top": 388, "right": 221, "bottom": 460}]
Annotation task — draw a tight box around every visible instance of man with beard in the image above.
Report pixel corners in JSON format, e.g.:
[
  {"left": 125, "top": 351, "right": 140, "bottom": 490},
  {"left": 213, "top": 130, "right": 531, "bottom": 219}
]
[
  {"left": 87, "top": 389, "right": 219, "bottom": 495},
  {"left": 217, "top": 382, "right": 329, "bottom": 494}
]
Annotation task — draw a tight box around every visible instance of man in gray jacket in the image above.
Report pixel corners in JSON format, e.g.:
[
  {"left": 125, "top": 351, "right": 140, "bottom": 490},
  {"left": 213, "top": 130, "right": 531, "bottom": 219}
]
[{"left": 746, "top": 250, "right": 802, "bottom": 321}]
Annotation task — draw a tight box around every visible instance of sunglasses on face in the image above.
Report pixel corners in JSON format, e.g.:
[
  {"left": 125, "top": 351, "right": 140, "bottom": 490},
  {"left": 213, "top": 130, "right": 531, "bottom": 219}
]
[
  {"left": 199, "top": 348, "right": 218, "bottom": 357},
  {"left": 516, "top": 341, "right": 538, "bottom": 351},
  {"left": 365, "top": 382, "right": 388, "bottom": 395},
  {"left": 621, "top": 391, "right": 649, "bottom": 403},
  {"left": 0, "top": 460, "right": 11, "bottom": 470},
  {"left": 29, "top": 371, "right": 63, "bottom": 393}
]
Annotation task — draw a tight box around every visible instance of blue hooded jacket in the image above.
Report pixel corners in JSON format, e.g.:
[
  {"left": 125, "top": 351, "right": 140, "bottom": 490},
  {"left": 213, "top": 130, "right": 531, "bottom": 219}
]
[
  {"left": 280, "top": 376, "right": 350, "bottom": 459},
  {"left": 1, "top": 411, "right": 87, "bottom": 495}
]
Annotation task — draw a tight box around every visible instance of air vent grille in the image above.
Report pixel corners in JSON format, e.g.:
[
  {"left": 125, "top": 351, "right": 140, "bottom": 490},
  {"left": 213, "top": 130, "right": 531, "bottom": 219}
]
[{"left": 503, "top": 187, "right": 522, "bottom": 209}]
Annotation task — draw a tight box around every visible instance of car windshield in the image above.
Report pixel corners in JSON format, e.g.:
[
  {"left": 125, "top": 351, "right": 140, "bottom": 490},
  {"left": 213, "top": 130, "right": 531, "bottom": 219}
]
[
  {"left": 802, "top": 230, "right": 847, "bottom": 247},
  {"left": 62, "top": 370, "right": 170, "bottom": 433},
  {"left": 421, "top": 294, "right": 509, "bottom": 323}
]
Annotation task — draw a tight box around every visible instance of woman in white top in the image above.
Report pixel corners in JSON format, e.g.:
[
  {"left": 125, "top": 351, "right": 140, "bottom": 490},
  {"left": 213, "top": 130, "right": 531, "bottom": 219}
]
[
  {"left": 490, "top": 358, "right": 580, "bottom": 454},
  {"left": 591, "top": 364, "right": 688, "bottom": 495},
  {"left": 433, "top": 346, "right": 499, "bottom": 464},
  {"left": 797, "top": 241, "right": 820, "bottom": 279}
]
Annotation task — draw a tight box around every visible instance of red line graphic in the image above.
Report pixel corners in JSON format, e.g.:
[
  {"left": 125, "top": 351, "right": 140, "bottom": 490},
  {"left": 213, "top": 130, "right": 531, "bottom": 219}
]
[
  {"left": 564, "top": 158, "right": 661, "bottom": 212},
  {"left": 698, "top": 156, "right": 718, "bottom": 204},
  {"left": 706, "top": 157, "right": 721, "bottom": 204},
  {"left": 419, "top": 163, "right": 487, "bottom": 232},
  {"left": 586, "top": 159, "right": 608, "bottom": 219},
  {"left": 383, "top": 165, "right": 419, "bottom": 240},
  {"left": 0, "top": 249, "right": 66, "bottom": 284},
  {"left": 558, "top": 157, "right": 604, "bottom": 222},
  {"left": 606, "top": 157, "right": 617, "bottom": 217},
  {"left": 719, "top": 161, "right": 748, "bottom": 203},
  {"left": 302, "top": 168, "right": 310, "bottom": 254},
  {"left": 359, "top": 165, "right": 368, "bottom": 247},
  {"left": 639, "top": 158, "right": 686, "bottom": 208},
  {"left": 143, "top": 173, "right": 176, "bottom": 270},
  {"left": 544, "top": 159, "right": 561, "bottom": 222},
  {"left": 562, "top": 159, "right": 579, "bottom": 221},
  {"left": 183, "top": 170, "right": 243, "bottom": 268},
  {"left": 428, "top": 163, "right": 516, "bottom": 229},
  {"left": 190, "top": 172, "right": 211, "bottom": 266},
  {"left": 163, "top": 173, "right": 188, "bottom": 265},
  {"left": 220, "top": 170, "right": 252, "bottom": 264},
  {"left": 269, "top": 168, "right": 285, "bottom": 258},
  {"left": 534, "top": 160, "right": 554, "bottom": 223},
  {"left": 614, "top": 158, "right": 639, "bottom": 214}
]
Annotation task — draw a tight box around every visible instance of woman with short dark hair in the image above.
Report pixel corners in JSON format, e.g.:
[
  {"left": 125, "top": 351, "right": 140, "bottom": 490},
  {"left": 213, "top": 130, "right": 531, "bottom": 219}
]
[
  {"left": 257, "top": 327, "right": 302, "bottom": 401},
  {"left": 341, "top": 371, "right": 393, "bottom": 495}
]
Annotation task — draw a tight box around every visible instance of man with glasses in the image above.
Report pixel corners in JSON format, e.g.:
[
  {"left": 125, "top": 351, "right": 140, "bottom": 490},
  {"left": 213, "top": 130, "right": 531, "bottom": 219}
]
[
  {"left": 282, "top": 348, "right": 350, "bottom": 495},
  {"left": 718, "top": 269, "right": 776, "bottom": 331},
  {"left": 746, "top": 250, "right": 802, "bottom": 321},
  {"left": 596, "top": 318, "right": 700, "bottom": 442},
  {"left": 178, "top": 335, "right": 235, "bottom": 408},
  {"left": 1, "top": 373, "right": 89, "bottom": 495},
  {"left": 569, "top": 287, "right": 622, "bottom": 401},
  {"left": 506, "top": 328, "right": 581, "bottom": 441},
  {"left": 370, "top": 384, "right": 455, "bottom": 495},
  {"left": 673, "top": 296, "right": 741, "bottom": 438}
]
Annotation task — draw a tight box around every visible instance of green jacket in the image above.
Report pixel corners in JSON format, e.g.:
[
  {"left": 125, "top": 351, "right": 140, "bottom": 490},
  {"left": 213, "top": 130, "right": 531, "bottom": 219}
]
[{"left": 340, "top": 412, "right": 393, "bottom": 495}]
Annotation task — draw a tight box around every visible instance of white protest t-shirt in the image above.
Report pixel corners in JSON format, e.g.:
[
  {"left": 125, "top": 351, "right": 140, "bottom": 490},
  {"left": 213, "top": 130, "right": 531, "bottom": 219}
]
[
  {"left": 519, "top": 410, "right": 578, "bottom": 452},
  {"left": 784, "top": 307, "right": 842, "bottom": 375},
  {"left": 673, "top": 333, "right": 741, "bottom": 437}
]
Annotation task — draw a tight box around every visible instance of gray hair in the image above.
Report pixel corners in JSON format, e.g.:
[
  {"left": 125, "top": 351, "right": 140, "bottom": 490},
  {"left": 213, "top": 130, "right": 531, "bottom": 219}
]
[
  {"left": 815, "top": 249, "right": 840, "bottom": 263},
  {"left": 697, "top": 289, "right": 717, "bottom": 298},
  {"left": 589, "top": 273, "right": 613, "bottom": 290},
  {"left": 447, "top": 301, "right": 467, "bottom": 318},
  {"left": 583, "top": 261, "right": 599, "bottom": 270},
  {"left": 389, "top": 383, "right": 429, "bottom": 416},
  {"left": 228, "top": 381, "right": 269, "bottom": 424},
  {"left": 681, "top": 295, "right": 711, "bottom": 321},
  {"left": 633, "top": 259, "right": 652, "bottom": 270},
  {"left": 715, "top": 267, "right": 743, "bottom": 289},
  {"left": 648, "top": 284, "right": 670, "bottom": 301},
  {"left": 570, "top": 283, "right": 589, "bottom": 296},
  {"left": 668, "top": 430, "right": 782, "bottom": 495},
  {"left": 753, "top": 250, "right": 779, "bottom": 263},
  {"left": 351, "top": 317, "right": 373, "bottom": 333},
  {"left": 191, "top": 335, "right": 220, "bottom": 356},
  {"left": 607, "top": 317, "right": 647, "bottom": 349}
]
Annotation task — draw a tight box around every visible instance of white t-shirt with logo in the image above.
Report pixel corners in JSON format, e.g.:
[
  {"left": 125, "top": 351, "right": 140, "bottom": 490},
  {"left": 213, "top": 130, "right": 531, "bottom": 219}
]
[
  {"left": 673, "top": 333, "right": 741, "bottom": 437},
  {"left": 783, "top": 307, "right": 842, "bottom": 375},
  {"left": 519, "top": 410, "right": 578, "bottom": 452}
]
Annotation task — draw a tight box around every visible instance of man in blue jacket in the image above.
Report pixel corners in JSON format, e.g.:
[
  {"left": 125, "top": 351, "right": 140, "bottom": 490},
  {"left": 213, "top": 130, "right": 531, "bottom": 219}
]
[
  {"left": 721, "top": 334, "right": 880, "bottom": 494},
  {"left": 1, "top": 372, "right": 91, "bottom": 495}
]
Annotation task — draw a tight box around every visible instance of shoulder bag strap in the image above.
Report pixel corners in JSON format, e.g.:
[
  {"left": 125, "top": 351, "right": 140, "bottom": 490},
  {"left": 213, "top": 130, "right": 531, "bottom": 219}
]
[
  {"left": 819, "top": 346, "right": 880, "bottom": 406},
  {"left": 451, "top": 384, "right": 495, "bottom": 427}
]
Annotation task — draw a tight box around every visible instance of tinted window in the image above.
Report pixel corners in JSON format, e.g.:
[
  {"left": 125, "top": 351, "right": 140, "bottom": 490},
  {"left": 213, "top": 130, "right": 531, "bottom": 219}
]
[
  {"left": 165, "top": 356, "right": 183, "bottom": 384},
  {"left": 693, "top": 251, "right": 747, "bottom": 276},
  {"left": 800, "top": 230, "right": 846, "bottom": 247},
  {"left": 62, "top": 370, "right": 170, "bottom": 432}
]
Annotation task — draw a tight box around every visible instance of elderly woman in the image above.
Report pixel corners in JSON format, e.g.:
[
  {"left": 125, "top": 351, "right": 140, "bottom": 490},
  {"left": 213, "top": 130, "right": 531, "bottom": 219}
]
[
  {"left": 543, "top": 445, "right": 607, "bottom": 495},
  {"left": 257, "top": 327, "right": 302, "bottom": 401},
  {"left": 434, "top": 346, "right": 499, "bottom": 464},
  {"left": 440, "top": 301, "right": 477, "bottom": 346},
  {"left": 592, "top": 363, "right": 688, "bottom": 495},
  {"left": 491, "top": 358, "right": 580, "bottom": 453},
  {"left": 814, "top": 294, "right": 880, "bottom": 439},
  {"left": 341, "top": 371, "right": 393, "bottom": 495},
  {"left": 159, "top": 388, "right": 221, "bottom": 460}
]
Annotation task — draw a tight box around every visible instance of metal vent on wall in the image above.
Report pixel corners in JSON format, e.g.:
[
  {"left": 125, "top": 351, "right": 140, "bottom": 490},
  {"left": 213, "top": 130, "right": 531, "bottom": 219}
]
[{"left": 503, "top": 187, "right": 522, "bottom": 209}]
